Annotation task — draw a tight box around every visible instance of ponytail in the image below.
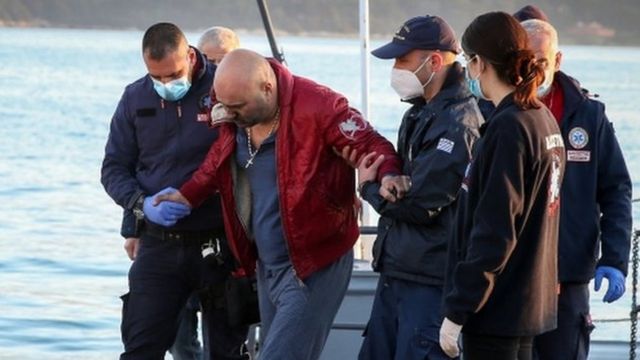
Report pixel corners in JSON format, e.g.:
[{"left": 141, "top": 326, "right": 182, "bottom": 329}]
[
  {"left": 508, "top": 49, "right": 546, "bottom": 109},
  {"left": 462, "top": 12, "right": 549, "bottom": 110}
]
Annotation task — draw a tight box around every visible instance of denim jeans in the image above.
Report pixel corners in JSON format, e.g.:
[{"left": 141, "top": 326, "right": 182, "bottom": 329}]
[{"left": 256, "top": 250, "right": 353, "bottom": 360}]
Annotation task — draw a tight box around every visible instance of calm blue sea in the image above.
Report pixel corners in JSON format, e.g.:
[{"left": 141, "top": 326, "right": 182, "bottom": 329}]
[{"left": 1, "top": 27, "right": 639, "bottom": 359}]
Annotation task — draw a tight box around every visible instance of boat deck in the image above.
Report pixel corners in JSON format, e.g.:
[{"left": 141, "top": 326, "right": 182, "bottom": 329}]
[{"left": 319, "top": 265, "right": 636, "bottom": 360}]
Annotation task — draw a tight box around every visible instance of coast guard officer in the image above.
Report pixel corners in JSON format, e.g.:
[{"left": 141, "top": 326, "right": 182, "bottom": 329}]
[{"left": 101, "top": 22, "right": 247, "bottom": 359}]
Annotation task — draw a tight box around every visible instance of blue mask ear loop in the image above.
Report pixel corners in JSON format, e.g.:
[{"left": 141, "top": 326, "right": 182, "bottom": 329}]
[{"left": 465, "top": 56, "right": 488, "bottom": 100}]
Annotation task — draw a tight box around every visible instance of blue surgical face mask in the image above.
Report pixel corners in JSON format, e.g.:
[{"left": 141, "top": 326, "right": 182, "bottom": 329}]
[
  {"left": 152, "top": 75, "right": 191, "bottom": 101},
  {"left": 465, "top": 66, "right": 487, "bottom": 100}
]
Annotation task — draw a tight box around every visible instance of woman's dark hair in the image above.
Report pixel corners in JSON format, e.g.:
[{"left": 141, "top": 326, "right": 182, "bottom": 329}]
[{"left": 462, "top": 12, "right": 545, "bottom": 109}]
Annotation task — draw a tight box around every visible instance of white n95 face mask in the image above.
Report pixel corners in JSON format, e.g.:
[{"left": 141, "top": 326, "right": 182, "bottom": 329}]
[
  {"left": 390, "top": 57, "right": 435, "bottom": 100},
  {"left": 537, "top": 73, "right": 554, "bottom": 98}
]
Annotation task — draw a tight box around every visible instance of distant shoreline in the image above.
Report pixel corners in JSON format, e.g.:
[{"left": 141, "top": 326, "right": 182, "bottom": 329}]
[{"left": 1, "top": 23, "right": 637, "bottom": 48}]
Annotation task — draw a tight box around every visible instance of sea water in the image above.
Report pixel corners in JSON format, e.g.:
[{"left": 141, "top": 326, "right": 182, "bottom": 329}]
[{"left": 1, "top": 27, "right": 639, "bottom": 359}]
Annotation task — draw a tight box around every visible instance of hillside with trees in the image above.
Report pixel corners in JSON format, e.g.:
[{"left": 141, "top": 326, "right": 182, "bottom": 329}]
[{"left": 0, "top": 0, "right": 638, "bottom": 45}]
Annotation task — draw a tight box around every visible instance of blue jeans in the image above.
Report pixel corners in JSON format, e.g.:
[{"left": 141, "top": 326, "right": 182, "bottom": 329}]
[
  {"left": 358, "top": 276, "right": 452, "bottom": 360},
  {"left": 256, "top": 250, "right": 353, "bottom": 360}
]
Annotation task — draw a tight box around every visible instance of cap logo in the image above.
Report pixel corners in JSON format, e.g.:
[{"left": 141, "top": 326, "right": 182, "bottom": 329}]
[{"left": 393, "top": 25, "right": 410, "bottom": 40}]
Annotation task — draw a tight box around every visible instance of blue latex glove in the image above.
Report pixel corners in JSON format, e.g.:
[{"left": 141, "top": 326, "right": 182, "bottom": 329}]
[
  {"left": 594, "top": 266, "right": 625, "bottom": 303},
  {"left": 143, "top": 187, "right": 191, "bottom": 227}
]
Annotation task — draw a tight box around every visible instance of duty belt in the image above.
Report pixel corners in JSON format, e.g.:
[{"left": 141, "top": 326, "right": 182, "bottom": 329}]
[{"left": 143, "top": 221, "right": 223, "bottom": 244}]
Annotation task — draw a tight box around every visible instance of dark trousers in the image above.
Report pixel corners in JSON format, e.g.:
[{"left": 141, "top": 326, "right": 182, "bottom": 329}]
[
  {"left": 533, "top": 283, "right": 593, "bottom": 360},
  {"left": 463, "top": 333, "right": 533, "bottom": 360},
  {"left": 358, "top": 276, "right": 452, "bottom": 360},
  {"left": 119, "top": 233, "right": 248, "bottom": 360}
]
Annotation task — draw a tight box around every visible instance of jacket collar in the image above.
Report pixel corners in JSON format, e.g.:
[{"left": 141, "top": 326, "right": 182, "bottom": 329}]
[
  {"left": 191, "top": 46, "right": 209, "bottom": 85},
  {"left": 554, "top": 70, "right": 588, "bottom": 123},
  {"left": 430, "top": 62, "right": 472, "bottom": 105},
  {"left": 267, "top": 58, "right": 295, "bottom": 114},
  {"left": 479, "top": 92, "right": 515, "bottom": 136}
]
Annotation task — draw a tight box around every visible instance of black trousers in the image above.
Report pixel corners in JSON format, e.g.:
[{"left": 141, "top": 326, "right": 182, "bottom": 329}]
[
  {"left": 533, "top": 283, "right": 593, "bottom": 360},
  {"left": 462, "top": 333, "right": 533, "bottom": 360},
  {"left": 119, "top": 233, "right": 248, "bottom": 360}
]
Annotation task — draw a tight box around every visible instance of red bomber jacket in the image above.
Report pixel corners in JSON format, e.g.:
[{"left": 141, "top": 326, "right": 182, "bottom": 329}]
[{"left": 180, "top": 59, "right": 402, "bottom": 279}]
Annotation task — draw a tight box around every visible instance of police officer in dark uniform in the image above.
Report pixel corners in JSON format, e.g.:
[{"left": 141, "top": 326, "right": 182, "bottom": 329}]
[
  {"left": 101, "top": 22, "right": 247, "bottom": 359},
  {"left": 356, "top": 15, "right": 483, "bottom": 360},
  {"left": 521, "top": 18, "right": 632, "bottom": 360}
]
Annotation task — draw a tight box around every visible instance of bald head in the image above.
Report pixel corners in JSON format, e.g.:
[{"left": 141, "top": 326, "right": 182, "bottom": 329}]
[
  {"left": 198, "top": 26, "right": 240, "bottom": 64},
  {"left": 214, "top": 49, "right": 278, "bottom": 128}
]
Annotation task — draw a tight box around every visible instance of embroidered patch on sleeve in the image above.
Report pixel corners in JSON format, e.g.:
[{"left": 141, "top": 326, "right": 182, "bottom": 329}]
[
  {"left": 436, "top": 138, "right": 455, "bottom": 154},
  {"left": 338, "top": 116, "right": 368, "bottom": 140}
]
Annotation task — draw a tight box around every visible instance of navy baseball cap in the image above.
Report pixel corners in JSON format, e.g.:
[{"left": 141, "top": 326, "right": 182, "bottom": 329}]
[
  {"left": 372, "top": 15, "right": 460, "bottom": 59},
  {"left": 513, "top": 5, "right": 549, "bottom": 22}
]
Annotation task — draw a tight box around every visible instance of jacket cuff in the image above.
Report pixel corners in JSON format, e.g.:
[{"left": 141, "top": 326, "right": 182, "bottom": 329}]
[
  {"left": 376, "top": 158, "right": 402, "bottom": 182},
  {"left": 361, "top": 181, "right": 380, "bottom": 201},
  {"left": 125, "top": 189, "right": 145, "bottom": 210},
  {"left": 597, "top": 259, "right": 628, "bottom": 277},
  {"left": 180, "top": 179, "right": 210, "bottom": 208},
  {"left": 444, "top": 308, "right": 468, "bottom": 327}
]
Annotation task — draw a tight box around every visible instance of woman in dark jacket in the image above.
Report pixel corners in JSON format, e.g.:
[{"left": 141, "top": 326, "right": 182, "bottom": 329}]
[{"left": 438, "top": 12, "right": 566, "bottom": 360}]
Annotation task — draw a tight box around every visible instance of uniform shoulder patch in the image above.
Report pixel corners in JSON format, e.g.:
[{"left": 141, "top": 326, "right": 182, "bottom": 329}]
[
  {"left": 436, "top": 138, "right": 455, "bottom": 154},
  {"left": 339, "top": 116, "right": 368, "bottom": 140}
]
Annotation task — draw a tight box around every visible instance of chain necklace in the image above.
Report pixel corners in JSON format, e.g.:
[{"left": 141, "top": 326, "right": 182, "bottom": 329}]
[{"left": 245, "top": 109, "right": 280, "bottom": 168}]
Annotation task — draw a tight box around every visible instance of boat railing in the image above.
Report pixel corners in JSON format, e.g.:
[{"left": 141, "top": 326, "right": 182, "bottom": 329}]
[{"left": 357, "top": 203, "right": 640, "bottom": 359}]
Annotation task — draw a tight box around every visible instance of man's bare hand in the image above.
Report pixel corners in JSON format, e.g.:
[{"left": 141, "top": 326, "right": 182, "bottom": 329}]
[
  {"left": 124, "top": 237, "right": 140, "bottom": 260},
  {"left": 380, "top": 175, "right": 412, "bottom": 202},
  {"left": 333, "top": 145, "right": 364, "bottom": 169},
  {"left": 153, "top": 189, "right": 191, "bottom": 207},
  {"left": 357, "top": 152, "right": 385, "bottom": 186}
]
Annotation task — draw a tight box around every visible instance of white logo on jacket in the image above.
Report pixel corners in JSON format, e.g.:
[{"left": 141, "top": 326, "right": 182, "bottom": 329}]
[
  {"left": 547, "top": 152, "right": 562, "bottom": 216},
  {"left": 545, "top": 134, "right": 564, "bottom": 150},
  {"left": 339, "top": 116, "right": 368, "bottom": 140},
  {"left": 568, "top": 127, "right": 589, "bottom": 149}
]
